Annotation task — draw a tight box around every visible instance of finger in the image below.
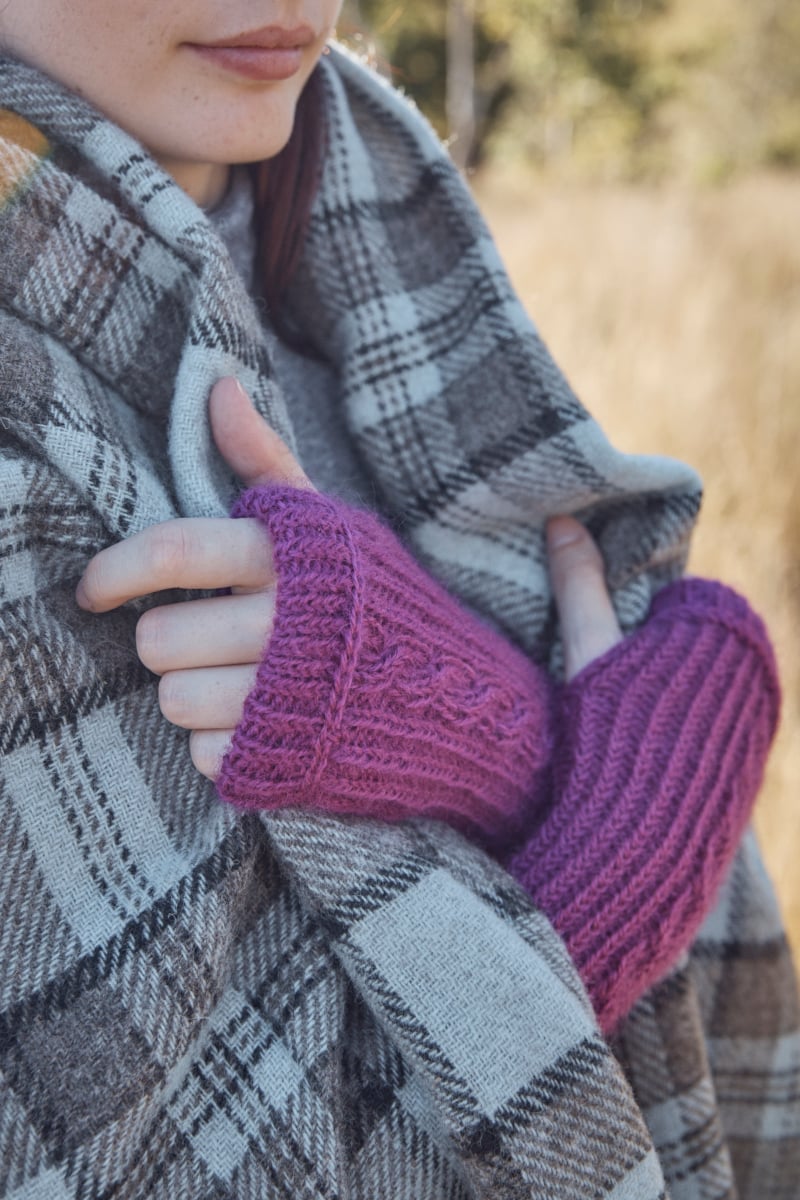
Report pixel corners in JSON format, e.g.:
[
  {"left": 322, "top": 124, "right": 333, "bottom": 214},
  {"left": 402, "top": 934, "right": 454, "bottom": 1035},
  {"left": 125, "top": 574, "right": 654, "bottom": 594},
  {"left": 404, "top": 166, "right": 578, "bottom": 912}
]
[
  {"left": 209, "top": 377, "right": 313, "bottom": 490},
  {"left": 76, "top": 516, "right": 274, "bottom": 613},
  {"left": 158, "top": 664, "right": 257, "bottom": 730},
  {"left": 137, "top": 590, "right": 275, "bottom": 673},
  {"left": 547, "top": 516, "right": 623, "bottom": 682},
  {"left": 190, "top": 729, "right": 233, "bottom": 781}
]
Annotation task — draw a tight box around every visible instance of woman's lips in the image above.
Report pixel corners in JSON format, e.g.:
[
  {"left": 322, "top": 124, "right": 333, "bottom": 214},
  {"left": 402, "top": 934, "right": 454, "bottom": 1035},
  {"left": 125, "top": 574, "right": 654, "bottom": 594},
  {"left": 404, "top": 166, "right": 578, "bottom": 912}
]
[
  {"left": 188, "top": 44, "right": 306, "bottom": 81},
  {"left": 186, "top": 25, "right": 316, "bottom": 82}
]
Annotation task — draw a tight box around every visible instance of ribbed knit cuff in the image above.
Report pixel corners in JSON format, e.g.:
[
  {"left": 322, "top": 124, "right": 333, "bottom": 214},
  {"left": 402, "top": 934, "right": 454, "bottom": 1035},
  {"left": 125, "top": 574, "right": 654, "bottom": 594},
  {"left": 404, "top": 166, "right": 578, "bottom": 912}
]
[
  {"left": 507, "top": 577, "right": 780, "bottom": 1033},
  {"left": 217, "top": 485, "right": 555, "bottom": 849}
]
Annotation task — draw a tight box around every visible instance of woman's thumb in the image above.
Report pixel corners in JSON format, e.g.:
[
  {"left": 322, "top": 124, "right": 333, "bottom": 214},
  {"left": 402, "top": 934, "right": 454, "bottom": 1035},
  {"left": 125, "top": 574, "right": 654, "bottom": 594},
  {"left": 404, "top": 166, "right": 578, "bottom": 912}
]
[
  {"left": 546, "top": 516, "right": 622, "bottom": 681},
  {"left": 209, "top": 377, "right": 313, "bottom": 490}
]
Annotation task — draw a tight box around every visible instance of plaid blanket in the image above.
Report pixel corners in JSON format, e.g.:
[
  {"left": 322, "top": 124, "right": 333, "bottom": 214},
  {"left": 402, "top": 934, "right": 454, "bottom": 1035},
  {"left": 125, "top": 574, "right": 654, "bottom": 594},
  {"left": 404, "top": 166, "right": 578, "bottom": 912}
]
[{"left": 0, "top": 46, "right": 797, "bottom": 1199}]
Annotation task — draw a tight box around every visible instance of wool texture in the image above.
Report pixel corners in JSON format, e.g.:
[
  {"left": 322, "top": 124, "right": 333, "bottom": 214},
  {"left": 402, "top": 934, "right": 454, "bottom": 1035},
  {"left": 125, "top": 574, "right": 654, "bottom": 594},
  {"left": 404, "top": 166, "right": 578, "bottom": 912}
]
[
  {"left": 508, "top": 577, "right": 781, "bottom": 1033},
  {"left": 220, "top": 489, "right": 780, "bottom": 1037},
  {"left": 219, "top": 485, "right": 554, "bottom": 851},
  {"left": 1, "top": 46, "right": 799, "bottom": 1200}
]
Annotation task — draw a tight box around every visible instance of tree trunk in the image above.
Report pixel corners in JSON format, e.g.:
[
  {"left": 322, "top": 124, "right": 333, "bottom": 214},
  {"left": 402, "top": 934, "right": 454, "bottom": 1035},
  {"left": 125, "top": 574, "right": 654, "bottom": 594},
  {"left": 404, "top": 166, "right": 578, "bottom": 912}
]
[{"left": 446, "top": 0, "right": 476, "bottom": 169}]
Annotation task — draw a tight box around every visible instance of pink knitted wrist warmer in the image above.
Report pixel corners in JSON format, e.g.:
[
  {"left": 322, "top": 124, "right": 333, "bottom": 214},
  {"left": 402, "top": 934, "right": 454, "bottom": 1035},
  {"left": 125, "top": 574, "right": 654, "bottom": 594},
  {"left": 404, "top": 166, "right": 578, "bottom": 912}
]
[
  {"left": 217, "top": 486, "right": 555, "bottom": 850},
  {"left": 507, "top": 577, "right": 781, "bottom": 1034}
]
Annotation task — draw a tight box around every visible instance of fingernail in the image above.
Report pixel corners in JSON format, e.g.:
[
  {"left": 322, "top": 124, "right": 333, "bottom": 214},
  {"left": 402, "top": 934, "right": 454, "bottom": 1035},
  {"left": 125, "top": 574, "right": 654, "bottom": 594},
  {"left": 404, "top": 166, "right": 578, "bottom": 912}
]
[
  {"left": 546, "top": 516, "right": 584, "bottom": 549},
  {"left": 214, "top": 376, "right": 249, "bottom": 403},
  {"left": 75, "top": 577, "right": 90, "bottom": 610}
]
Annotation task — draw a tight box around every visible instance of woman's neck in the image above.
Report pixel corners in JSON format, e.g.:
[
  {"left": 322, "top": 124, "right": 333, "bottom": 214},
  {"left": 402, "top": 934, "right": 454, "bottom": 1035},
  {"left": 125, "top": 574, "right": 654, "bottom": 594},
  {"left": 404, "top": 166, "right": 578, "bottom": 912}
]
[{"left": 155, "top": 156, "right": 230, "bottom": 210}]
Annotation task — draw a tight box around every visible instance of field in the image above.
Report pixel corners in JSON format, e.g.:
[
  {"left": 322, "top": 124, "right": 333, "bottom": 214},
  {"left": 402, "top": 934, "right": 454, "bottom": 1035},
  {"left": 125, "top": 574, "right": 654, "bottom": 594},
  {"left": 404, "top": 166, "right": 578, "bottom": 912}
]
[{"left": 475, "top": 170, "right": 800, "bottom": 956}]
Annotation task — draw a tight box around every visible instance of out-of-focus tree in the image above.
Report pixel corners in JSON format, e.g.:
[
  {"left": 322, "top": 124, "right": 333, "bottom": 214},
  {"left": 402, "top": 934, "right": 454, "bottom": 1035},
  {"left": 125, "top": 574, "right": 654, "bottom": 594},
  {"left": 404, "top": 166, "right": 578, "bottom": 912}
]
[
  {"left": 338, "top": 0, "right": 800, "bottom": 179},
  {"left": 651, "top": 0, "right": 800, "bottom": 177},
  {"left": 446, "top": 0, "right": 475, "bottom": 169},
  {"left": 483, "top": 0, "right": 670, "bottom": 175},
  {"left": 339, "top": 0, "right": 515, "bottom": 168},
  {"left": 339, "top": 0, "right": 672, "bottom": 171}
]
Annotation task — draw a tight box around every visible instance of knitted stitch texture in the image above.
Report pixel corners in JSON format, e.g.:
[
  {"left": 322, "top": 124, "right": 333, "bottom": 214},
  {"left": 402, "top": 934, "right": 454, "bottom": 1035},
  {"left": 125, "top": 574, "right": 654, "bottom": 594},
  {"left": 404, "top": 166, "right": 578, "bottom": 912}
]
[
  {"left": 508, "top": 577, "right": 781, "bottom": 1033},
  {"left": 218, "top": 485, "right": 555, "bottom": 852},
  {"left": 219, "top": 489, "right": 780, "bottom": 1035}
]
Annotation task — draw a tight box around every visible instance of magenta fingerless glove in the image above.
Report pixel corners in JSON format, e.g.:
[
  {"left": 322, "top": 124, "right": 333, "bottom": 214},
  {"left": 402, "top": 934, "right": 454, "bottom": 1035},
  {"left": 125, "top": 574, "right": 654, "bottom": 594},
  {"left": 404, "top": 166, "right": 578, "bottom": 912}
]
[
  {"left": 506, "top": 577, "right": 781, "bottom": 1033},
  {"left": 217, "top": 484, "right": 779, "bottom": 1037},
  {"left": 216, "top": 485, "right": 555, "bottom": 850}
]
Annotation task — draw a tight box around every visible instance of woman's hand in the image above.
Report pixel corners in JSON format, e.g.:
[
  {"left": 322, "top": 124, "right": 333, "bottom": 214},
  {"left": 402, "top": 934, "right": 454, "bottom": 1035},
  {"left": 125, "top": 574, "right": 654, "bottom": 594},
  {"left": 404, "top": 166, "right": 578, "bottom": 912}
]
[
  {"left": 76, "top": 378, "right": 312, "bottom": 778},
  {"left": 76, "top": 377, "right": 622, "bottom": 779}
]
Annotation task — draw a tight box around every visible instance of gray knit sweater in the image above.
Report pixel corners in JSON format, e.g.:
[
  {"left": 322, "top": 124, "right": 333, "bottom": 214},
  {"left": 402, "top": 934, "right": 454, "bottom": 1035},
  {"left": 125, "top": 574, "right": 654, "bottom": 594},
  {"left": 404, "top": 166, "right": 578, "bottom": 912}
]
[{"left": 210, "top": 166, "right": 378, "bottom": 505}]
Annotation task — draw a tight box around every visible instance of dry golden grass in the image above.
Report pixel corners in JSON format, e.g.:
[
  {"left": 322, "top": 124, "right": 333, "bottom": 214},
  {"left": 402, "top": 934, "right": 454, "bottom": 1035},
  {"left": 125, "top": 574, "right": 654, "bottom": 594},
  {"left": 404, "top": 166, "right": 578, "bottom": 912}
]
[{"left": 475, "top": 170, "right": 800, "bottom": 956}]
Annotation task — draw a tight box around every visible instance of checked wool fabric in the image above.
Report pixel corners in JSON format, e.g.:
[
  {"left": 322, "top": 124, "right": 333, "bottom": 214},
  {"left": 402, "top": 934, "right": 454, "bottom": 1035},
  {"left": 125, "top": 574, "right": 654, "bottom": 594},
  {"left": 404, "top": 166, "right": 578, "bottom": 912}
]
[{"left": 0, "top": 45, "right": 798, "bottom": 1199}]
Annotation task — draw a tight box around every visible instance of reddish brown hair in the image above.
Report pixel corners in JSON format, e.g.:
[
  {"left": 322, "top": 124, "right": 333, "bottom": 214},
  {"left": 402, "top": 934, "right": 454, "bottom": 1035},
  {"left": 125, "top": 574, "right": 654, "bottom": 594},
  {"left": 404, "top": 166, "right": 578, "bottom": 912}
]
[{"left": 250, "top": 66, "right": 326, "bottom": 344}]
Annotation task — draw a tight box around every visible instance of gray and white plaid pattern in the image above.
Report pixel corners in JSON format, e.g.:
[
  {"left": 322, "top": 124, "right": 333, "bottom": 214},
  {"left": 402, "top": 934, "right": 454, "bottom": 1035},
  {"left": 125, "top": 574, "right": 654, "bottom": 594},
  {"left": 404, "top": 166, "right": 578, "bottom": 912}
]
[{"left": 0, "top": 47, "right": 797, "bottom": 1198}]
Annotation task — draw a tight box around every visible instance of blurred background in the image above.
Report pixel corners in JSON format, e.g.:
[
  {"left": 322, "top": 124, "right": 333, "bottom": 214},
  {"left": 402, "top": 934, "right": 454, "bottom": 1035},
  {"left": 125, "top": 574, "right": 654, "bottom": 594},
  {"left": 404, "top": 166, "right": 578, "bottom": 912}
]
[{"left": 342, "top": 1, "right": 800, "bottom": 959}]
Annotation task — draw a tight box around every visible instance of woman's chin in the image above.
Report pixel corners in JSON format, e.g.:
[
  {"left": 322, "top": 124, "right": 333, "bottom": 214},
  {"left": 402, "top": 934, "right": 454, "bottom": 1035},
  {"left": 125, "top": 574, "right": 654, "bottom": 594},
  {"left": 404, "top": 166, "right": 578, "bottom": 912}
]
[{"left": 149, "top": 103, "right": 300, "bottom": 204}]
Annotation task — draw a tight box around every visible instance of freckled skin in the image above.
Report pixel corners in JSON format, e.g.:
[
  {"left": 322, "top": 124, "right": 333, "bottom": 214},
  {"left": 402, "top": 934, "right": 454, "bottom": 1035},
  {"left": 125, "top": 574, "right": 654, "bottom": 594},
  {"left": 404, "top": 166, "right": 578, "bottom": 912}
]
[{"left": 0, "top": 0, "right": 342, "bottom": 205}]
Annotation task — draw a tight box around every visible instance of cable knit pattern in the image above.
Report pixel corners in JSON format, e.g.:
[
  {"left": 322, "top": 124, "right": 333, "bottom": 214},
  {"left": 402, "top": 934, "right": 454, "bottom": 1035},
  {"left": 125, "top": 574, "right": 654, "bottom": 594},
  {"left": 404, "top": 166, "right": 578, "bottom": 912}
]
[
  {"left": 507, "top": 577, "right": 781, "bottom": 1033},
  {"left": 218, "top": 485, "right": 556, "bottom": 850},
  {"left": 220, "top": 490, "right": 780, "bottom": 1035}
]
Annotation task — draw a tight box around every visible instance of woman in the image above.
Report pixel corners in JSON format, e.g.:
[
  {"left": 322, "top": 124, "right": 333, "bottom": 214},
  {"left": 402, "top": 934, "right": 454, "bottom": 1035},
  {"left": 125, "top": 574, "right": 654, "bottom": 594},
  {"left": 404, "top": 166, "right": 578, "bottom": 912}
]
[{"left": 0, "top": 3, "right": 797, "bottom": 1197}]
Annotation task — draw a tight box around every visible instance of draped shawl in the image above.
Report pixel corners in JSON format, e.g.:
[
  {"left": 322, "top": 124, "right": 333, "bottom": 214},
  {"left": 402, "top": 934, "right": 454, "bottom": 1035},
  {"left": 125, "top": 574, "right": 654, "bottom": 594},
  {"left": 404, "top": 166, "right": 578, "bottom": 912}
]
[{"left": 0, "top": 47, "right": 797, "bottom": 1199}]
